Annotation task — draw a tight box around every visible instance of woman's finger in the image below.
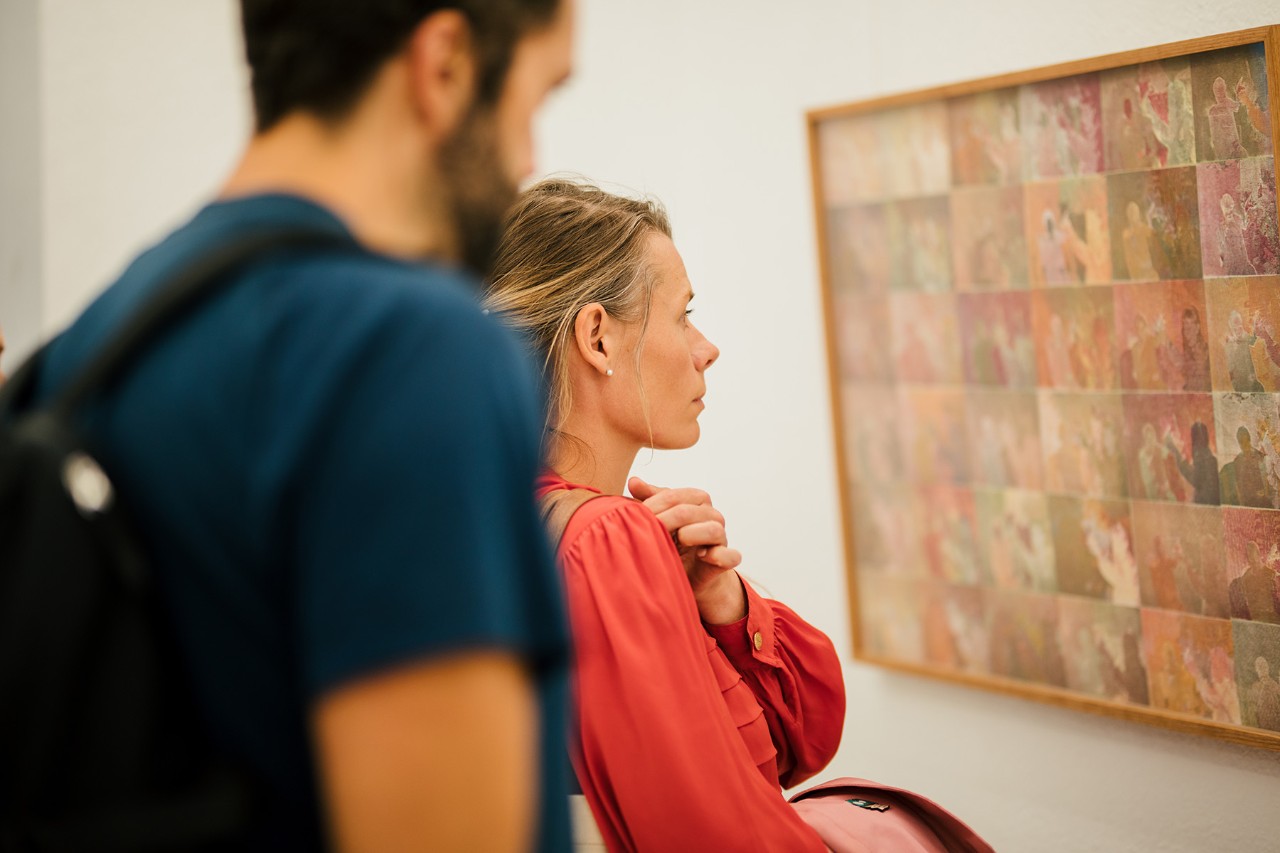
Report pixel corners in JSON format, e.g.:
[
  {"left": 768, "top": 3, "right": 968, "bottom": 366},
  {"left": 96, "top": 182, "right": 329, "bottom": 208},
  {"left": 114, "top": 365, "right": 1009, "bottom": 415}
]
[
  {"left": 699, "top": 546, "right": 742, "bottom": 570},
  {"left": 675, "top": 520, "right": 728, "bottom": 549},
  {"left": 635, "top": 485, "right": 713, "bottom": 515},
  {"left": 655, "top": 504, "right": 724, "bottom": 533},
  {"left": 626, "top": 476, "right": 664, "bottom": 501}
]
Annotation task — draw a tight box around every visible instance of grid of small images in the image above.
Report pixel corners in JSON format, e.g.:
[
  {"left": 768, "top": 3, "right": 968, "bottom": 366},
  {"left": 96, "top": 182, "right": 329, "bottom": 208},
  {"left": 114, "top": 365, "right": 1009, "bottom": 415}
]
[{"left": 820, "top": 41, "right": 1280, "bottom": 737}]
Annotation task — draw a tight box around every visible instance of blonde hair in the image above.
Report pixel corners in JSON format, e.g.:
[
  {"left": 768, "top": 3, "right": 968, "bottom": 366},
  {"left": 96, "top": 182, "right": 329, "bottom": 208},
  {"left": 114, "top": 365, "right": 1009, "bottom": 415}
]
[{"left": 484, "top": 177, "right": 672, "bottom": 439}]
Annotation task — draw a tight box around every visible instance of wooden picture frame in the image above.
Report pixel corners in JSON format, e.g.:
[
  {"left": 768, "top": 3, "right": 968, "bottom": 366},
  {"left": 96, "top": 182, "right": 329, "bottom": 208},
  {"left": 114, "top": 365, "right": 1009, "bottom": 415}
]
[{"left": 809, "top": 26, "right": 1280, "bottom": 750}]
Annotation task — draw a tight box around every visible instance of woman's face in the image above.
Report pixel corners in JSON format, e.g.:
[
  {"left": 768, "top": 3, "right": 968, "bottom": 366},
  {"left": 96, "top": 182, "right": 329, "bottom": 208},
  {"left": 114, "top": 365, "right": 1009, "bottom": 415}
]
[{"left": 608, "top": 234, "right": 719, "bottom": 450}]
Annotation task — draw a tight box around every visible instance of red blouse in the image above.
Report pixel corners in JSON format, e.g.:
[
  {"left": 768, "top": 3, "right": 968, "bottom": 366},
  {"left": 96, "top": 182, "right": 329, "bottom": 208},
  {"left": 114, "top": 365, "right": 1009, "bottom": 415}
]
[{"left": 538, "top": 473, "right": 845, "bottom": 852}]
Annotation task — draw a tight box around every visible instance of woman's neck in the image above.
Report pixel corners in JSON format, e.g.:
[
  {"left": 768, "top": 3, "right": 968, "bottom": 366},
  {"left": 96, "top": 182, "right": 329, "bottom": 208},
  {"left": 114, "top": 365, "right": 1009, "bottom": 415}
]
[{"left": 548, "top": 428, "right": 639, "bottom": 496}]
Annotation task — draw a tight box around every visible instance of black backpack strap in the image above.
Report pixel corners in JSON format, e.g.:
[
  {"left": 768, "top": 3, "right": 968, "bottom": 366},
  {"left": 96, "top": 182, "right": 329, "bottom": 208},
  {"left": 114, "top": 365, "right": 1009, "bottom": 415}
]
[
  {"left": 0, "top": 339, "right": 49, "bottom": 418},
  {"left": 20, "top": 765, "right": 252, "bottom": 852},
  {"left": 0, "top": 226, "right": 364, "bottom": 851},
  {"left": 43, "top": 225, "right": 358, "bottom": 419}
]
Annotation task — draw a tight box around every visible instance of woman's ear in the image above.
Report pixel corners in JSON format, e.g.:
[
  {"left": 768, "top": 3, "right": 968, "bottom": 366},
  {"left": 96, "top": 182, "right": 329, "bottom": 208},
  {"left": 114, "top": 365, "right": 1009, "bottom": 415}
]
[
  {"left": 573, "top": 304, "right": 615, "bottom": 378},
  {"left": 404, "top": 10, "right": 476, "bottom": 138}
]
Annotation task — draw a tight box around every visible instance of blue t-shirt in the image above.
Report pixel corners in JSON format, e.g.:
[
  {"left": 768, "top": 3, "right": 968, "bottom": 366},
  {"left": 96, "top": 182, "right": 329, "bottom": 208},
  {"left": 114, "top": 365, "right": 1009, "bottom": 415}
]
[{"left": 38, "top": 195, "right": 571, "bottom": 850}]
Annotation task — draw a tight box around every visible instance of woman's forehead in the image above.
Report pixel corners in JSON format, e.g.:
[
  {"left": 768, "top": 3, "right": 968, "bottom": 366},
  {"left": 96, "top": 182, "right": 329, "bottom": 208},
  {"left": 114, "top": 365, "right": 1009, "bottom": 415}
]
[{"left": 646, "top": 235, "right": 692, "bottom": 302}]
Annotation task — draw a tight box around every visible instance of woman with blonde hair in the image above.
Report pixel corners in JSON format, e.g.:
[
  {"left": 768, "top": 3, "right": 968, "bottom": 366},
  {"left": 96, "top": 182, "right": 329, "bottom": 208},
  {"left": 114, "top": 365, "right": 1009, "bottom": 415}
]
[
  {"left": 486, "top": 178, "right": 842, "bottom": 850},
  {"left": 486, "top": 179, "right": 992, "bottom": 852}
]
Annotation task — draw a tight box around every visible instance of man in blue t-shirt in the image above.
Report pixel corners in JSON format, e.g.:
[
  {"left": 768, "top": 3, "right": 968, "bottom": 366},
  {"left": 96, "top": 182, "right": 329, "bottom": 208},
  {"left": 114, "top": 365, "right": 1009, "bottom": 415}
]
[{"left": 36, "top": 2, "right": 575, "bottom": 849}]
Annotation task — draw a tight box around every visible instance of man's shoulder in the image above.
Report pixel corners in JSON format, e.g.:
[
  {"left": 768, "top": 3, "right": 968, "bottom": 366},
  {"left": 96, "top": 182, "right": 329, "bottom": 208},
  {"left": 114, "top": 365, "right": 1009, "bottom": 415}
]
[
  {"left": 150, "top": 195, "right": 467, "bottom": 318},
  {"left": 42, "top": 202, "right": 535, "bottom": 443},
  {"left": 107, "top": 192, "right": 492, "bottom": 332},
  {"left": 265, "top": 252, "right": 528, "bottom": 392},
  {"left": 272, "top": 249, "right": 487, "bottom": 330}
]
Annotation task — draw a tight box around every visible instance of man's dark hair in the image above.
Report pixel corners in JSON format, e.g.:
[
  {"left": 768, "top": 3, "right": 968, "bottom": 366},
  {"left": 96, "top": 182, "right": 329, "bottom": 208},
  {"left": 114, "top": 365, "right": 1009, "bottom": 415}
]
[{"left": 240, "top": 0, "right": 560, "bottom": 132}]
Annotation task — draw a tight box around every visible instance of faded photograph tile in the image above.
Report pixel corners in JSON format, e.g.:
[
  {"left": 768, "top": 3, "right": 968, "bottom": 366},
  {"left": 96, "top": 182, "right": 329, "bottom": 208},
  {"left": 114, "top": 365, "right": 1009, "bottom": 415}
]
[
  {"left": 1057, "top": 597, "right": 1149, "bottom": 705},
  {"left": 1020, "top": 74, "right": 1105, "bottom": 180},
  {"left": 915, "top": 485, "right": 982, "bottom": 586},
  {"left": 889, "top": 292, "right": 963, "bottom": 385},
  {"left": 987, "top": 589, "right": 1067, "bottom": 686},
  {"left": 887, "top": 197, "right": 954, "bottom": 293},
  {"left": 1048, "top": 495, "right": 1138, "bottom": 606},
  {"left": 1101, "top": 58, "right": 1197, "bottom": 171},
  {"left": 1191, "top": 43, "right": 1273, "bottom": 163},
  {"left": 958, "top": 292, "right": 1038, "bottom": 388},
  {"left": 1130, "top": 501, "right": 1228, "bottom": 616},
  {"left": 825, "top": 204, "right": 892, "bottom": 296},
  {"left": 1024, "top": 177, "right": 1112, "bottom": 286},
  {"left": 1222, "top": 506, "right": 1280, "bottom": 624},
  {"left": 1113, "top": 280, "right": 1211, "bottom": 393},
  {"left": 950, "top": 186, "right": 1030, "bottom": 291},
  {"left": 1121, "top": 393, "right": 1217, "bottom": 505},
  {"left": 901, "top": 388, "right": 972, "bottom": 486},
  {"left": 818, "top": 113, "right": 887, "bottom": 205},
  {"left": 1039, "top": 392, "right": 1128, "bottom": 500},
  {"left": 967, "top": 391, "right": 1044, "bottom": 491},
  {"left": 1197, "top": 157, "right": 1278, "bottom": 278},
  {"left": 1213, "top": 392, "right": 1280, "bottom": 510},
  {"left": 921, "top": 583, "right": 991, "bottom": 675},
  {"left": 948, "top": 89, "right": 1023, "bottom": 187},
  {"left": 1232, "top": 620, "right": 1280, "bottom": 731},
  {"left": 857, "top": 572, "right": 927, "bottom": 662},
  {"left": 831, "top": 294, "right": 894, "bottom": 384},
  {"left": 1204, "top": 277, "right": 1280, "bottom": 392},
  {"left": 974, "top": 487, "right": 1057, "bottom": 593},
  {"left": 1107, "top": 167, "right": 1203, "bottom": 282},
  {"left": 1142, "top": 609, "right": 1239, "bottom": 724},
  {"left": 1031, "top": 288, "right": 1118, "bottom": 391}
]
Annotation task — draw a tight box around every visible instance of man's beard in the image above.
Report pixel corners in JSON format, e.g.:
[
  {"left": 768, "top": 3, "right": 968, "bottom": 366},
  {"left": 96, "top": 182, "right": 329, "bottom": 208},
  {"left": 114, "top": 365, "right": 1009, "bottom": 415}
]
[{"left": 435, "top": 105, "right": 518, "bottom": 279}]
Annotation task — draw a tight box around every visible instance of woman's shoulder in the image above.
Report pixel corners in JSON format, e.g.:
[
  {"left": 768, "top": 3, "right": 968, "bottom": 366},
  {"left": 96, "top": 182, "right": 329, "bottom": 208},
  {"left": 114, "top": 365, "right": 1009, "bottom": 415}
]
[
  {"left": 564, "top": 495, "right": 664, "bottom": 540},
  {"left": 557, "top": 497, "right": 696, "bottom": 612},
  {"left": 559, "top": 495, "right": 675, "bottom": 564}
]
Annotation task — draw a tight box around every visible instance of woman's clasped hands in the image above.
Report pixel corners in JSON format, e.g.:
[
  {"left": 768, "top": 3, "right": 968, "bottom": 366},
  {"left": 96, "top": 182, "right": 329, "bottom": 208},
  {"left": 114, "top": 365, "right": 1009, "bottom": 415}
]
[{"left": 628, "top": 476, "right": 745, "bottom": 625}]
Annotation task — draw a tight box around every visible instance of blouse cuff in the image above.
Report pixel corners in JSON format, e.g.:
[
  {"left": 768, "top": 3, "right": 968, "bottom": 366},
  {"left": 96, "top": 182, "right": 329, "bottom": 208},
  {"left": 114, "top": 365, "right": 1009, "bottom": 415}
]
[{"left": 704, "top": 576, "right": 781, "bottom": 668}]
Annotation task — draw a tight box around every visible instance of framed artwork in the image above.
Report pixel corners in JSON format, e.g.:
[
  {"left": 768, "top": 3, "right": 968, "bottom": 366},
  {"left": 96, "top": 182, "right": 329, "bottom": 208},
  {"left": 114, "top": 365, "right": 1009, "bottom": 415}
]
[{"left": 811, "top": 26, "right": 1280, "bottom": 749}]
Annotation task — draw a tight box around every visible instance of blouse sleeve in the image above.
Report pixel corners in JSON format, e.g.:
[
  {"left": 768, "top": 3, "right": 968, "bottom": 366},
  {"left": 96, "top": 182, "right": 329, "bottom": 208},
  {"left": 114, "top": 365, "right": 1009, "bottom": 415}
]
[
  {"left": 704, "top": 581, "right": 846, "bottom": 789},
  {"left": 560, "top": 499, "right": 827, "bottom": 853}
]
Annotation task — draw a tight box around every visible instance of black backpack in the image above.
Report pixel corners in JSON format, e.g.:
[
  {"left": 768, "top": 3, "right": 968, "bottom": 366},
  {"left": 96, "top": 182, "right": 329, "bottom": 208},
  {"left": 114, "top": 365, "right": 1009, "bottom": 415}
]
[{"left": 0, "top": 227, "right": 351, "bottom": 851}]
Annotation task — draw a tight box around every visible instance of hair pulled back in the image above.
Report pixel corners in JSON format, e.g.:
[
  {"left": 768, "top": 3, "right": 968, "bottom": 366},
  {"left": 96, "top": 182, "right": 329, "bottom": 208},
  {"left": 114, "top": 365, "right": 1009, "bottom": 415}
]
[{"left": 485, "top": 178, "right": 672, "bottom": 437}]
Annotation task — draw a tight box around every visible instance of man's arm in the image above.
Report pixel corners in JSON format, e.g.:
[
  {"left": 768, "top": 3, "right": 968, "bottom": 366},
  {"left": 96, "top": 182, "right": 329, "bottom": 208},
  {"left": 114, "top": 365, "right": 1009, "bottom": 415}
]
[
  {"left": 279, "top": 278, "right": 568, "bottom": 851},
  {"left": 314, "top": 651, "right": 538, "bottom": 853}
]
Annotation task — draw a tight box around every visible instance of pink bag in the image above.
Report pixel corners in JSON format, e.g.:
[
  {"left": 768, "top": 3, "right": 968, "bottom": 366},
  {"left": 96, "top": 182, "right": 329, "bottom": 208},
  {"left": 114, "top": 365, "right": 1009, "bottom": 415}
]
[{"left": 788, "top": 777, "right": 995, "bottom": 853}]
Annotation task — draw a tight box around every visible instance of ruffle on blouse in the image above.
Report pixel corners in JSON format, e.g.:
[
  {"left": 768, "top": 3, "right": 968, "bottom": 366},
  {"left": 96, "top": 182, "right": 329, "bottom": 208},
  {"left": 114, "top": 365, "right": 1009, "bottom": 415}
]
[{"left": 704, "top": 632, "right": 780, "bottom": 784}]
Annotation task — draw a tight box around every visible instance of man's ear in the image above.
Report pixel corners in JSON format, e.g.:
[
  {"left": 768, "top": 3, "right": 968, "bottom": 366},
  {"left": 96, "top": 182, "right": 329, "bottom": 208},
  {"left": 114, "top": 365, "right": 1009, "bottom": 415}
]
[
  {"left": 404, "top": 10, "right": 476, "bottom": 137},
  {"left": 573, "top": 304, "right": 615, "bottom": 378}
]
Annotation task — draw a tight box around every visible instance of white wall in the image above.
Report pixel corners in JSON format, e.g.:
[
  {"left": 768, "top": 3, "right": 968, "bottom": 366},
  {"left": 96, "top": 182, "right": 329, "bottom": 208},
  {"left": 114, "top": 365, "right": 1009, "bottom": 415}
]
[
  {"left": 7, "top": 1, "right": 1280, "bottom": 850},
  {"left": 37, "top": 0, "right": 248, "bottom": 347},
  {"left": 0, "top": 0, "right": 43, "bottom": 364},
  {"left": 538, "top": 3, "right": 1280, "bottom": 852}
]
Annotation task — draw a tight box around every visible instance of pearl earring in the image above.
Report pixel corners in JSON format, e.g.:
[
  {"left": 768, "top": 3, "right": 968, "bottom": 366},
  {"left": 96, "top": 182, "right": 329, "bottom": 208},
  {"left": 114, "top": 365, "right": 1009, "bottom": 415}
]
[{"left": 605, "top": 369, "right": 614, "bottom": 377}]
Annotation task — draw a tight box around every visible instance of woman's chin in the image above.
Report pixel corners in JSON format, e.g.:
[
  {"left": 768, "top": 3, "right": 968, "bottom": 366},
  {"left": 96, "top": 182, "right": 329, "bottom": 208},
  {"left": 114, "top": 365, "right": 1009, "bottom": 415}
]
[{"left": 646, "top": 426, "right": 701, "bottom": 451}]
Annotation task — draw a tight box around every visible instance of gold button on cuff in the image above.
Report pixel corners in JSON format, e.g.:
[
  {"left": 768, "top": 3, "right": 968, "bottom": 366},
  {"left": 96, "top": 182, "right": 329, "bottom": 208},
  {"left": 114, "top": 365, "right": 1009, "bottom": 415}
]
[{"left": 753, "top": 631, "right": 763, "bottom": 651}]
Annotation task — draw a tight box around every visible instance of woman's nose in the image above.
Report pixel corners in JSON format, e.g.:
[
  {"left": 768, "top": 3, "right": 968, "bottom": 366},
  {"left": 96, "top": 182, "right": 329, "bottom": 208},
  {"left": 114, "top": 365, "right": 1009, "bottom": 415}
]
[{"left": 694, "top": 327, "right": 719, "bottom": 371}]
